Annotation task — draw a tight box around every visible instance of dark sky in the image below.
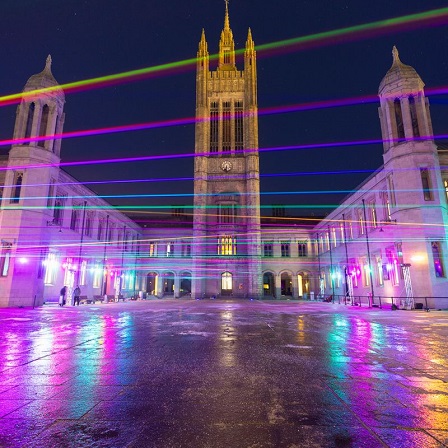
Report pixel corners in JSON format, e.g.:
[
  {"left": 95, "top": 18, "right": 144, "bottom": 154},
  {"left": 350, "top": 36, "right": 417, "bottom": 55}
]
[{"left": 1, "top": 0, "right": 447, "bottom": 218}]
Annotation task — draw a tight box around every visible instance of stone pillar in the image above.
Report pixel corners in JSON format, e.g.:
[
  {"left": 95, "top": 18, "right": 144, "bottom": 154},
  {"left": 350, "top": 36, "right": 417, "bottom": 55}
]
[
  {"left": 292, "top": 273, "right": 299, "bottom": 299},
  {"left": 174, "top": 275, "right": 180, "bottom": 298},
  {"left": 275, "top": 274, "right": 282, "bottom": 299}
]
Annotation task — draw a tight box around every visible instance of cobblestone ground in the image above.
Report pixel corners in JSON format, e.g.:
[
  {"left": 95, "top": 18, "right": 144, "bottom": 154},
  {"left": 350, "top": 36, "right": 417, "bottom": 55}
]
[{"left": 0, "top": 299, "right": 447, "bottom": 448}]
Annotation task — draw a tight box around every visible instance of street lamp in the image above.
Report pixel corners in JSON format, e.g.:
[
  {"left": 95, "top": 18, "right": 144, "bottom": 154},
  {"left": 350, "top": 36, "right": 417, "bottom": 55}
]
[{"left": 362, "top": 199, "right": 375, "bottom": 306}]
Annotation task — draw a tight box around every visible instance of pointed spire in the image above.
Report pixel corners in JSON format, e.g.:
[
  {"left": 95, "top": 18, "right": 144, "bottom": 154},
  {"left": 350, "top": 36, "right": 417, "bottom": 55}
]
[
  {"left": 45, "top": 55, "right": 52, "bottom": 73},
  {"left": 224, "top": 0, "right": 230, "bottom": 30},
  {"left": 198, "top": 28, "right": 208, "bottom": 53},
  {"left": 392, "top": 46, "right": 400, "bottom": 65},
  {"left": 218, "top": 0, "right": 235, "bottom": 69},
  {"left": 246, "top": 28, "right": 254, "bottom": 50}
]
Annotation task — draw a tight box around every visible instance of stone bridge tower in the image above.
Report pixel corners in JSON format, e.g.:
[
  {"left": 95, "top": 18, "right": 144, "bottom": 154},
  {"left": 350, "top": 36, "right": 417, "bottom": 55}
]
[{"left": 191, "top": 3, "right": 262, "bottom": 299}]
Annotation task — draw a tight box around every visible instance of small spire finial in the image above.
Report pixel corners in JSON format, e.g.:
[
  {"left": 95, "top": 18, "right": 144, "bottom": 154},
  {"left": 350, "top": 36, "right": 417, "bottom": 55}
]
[
  {"left": 45, "top": 54, "right": 52, "bottom": 71},
  {"left": 224, "top": 0, "right": 230, "bottom": 29},
  {"left": 392, "top": 46, "right": 400, "bottom": 64}
]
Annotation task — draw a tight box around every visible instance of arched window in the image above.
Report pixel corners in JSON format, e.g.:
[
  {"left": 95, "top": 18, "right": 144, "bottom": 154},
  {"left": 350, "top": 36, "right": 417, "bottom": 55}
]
[
  {"left": 394, "top": 99, "right": 405, "bottom": 140},
  {"left": 222, "top": 101, "right": 231, "bottom": 151},
  {"left": 409, "top": 96, "right": 420, "bottom": 138},
  {"left": 10, "top": 172, "right": 23, "bottom": 204},
  {"left": 221, "top": 271, "right": 232, "bottom": 291},
  {"left": 24, "top": 103, "right": 35, "bottom": 139},
  {"left": 39, "top": 105, "right": 50, "bottom": 139},
  {"left": 210, "top": 101, "right": 219, "bottom": 153}
]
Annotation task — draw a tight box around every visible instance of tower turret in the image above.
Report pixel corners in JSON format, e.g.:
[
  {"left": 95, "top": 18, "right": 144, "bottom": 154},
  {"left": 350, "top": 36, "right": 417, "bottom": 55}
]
[
  {"left": 0, "top": 56, "right": 65, "bottom": 307},
  {"left": 218, "top": 1, "right": 236, "bottom": 70},
  {"left": 196, "top": 29, "right": 209, "bottom": 109},
  {"left": 378, "top": 46, "right": 433, "bottom": 153}
]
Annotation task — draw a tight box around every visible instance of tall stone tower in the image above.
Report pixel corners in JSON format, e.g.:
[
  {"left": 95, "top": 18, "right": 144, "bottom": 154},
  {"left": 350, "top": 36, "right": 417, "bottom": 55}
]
[
  {"left": 378, "top": 47, "right": 448, "bottom": 299},
  {"left": 0, "top": 56, "right": 65, "bottom": 306},
  {"left": 191, "top": 3, "right": 262, "bottom": 298}
]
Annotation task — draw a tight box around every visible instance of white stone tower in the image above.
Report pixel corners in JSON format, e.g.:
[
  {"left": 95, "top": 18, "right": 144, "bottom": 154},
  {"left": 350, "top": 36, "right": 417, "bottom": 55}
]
[
  {"left": 191, "top": 3, "right": 262, "bottom": 298},
  {"left": 0, "top": 56, "right": 65, "bottom": 306},
  {"left": 378, "top": 47, "right": 448, "bottom": 300}
]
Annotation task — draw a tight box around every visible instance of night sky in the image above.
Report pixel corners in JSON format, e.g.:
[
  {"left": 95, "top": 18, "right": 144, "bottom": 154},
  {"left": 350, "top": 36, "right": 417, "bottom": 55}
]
[{"left": 1, "top": 0, "right": 447, "bottom": 219}]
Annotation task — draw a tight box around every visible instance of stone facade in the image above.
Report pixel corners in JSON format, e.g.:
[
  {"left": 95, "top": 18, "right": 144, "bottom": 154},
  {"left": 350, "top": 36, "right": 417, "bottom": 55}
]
[
  {"left": 0, "top": 7, "right": 447, "bottom": 308},
  {"left": 313, "top": 47, "right": 448, "bottom": 309}
]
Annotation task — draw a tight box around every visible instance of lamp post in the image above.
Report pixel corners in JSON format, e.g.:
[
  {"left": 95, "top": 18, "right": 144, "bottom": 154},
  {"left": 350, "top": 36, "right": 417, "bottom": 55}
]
[
  {"left": 316, "top": 232, "right": 322, "bottom": 299},
  {"left": 362, "top": 199, "right": 375, "bottom": 306},
  {"left": 75, "top": 201, "right": 87, "bottom": 288},
  {"left": 120, "top": 224, "right": 126, "bottom": 299},
  {"left": 328, "top": 225, "right": 335, "bottom": 300},
  {"left": 100, "top": 214, "right": 109, "bottom": 297},
  {"left": 342, "top": 213, "right": 352, "bottom": 305}
]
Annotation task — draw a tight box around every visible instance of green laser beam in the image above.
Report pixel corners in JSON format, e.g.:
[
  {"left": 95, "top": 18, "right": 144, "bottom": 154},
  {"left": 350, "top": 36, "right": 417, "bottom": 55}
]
[{"left": 0, "top": 7, "right": 446, "bottom": 104}]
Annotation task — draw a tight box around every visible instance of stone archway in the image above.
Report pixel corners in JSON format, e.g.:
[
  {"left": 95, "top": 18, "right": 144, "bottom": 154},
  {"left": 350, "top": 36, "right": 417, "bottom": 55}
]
[
  {"left": 146, "top": 271, "right": 158, "bottom": 296},
  {"left": 281, "top": 272, "right": 293, "bottom": 297},
  {"left": 298, "top": 271, "right": 310, "bottom": 299},
  {"left": 180, "top": 271, "right": 192, "bottom": 297},
  {"left": 263, "top": 272, "right": 275, "bottom": 297},
  {"left": 163, "top": 272, "right": 175, "bottom": 296}
]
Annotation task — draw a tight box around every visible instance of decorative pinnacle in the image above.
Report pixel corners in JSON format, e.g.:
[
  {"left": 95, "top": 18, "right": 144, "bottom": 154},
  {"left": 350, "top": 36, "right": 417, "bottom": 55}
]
[
  {"left": 392, "top": 46, "right": 400, "bottom": 64},
  {"left": 224, "top": 0, "right": 230, "bottom": 30},
  {"left": 45, "top": 54, "right": 52, "bottom": 71}
]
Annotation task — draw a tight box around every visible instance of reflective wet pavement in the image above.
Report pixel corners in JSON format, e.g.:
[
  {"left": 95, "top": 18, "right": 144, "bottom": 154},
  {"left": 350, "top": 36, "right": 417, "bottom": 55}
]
[{"left": 0, "top": 299, "right": 447, "bottom": 448}]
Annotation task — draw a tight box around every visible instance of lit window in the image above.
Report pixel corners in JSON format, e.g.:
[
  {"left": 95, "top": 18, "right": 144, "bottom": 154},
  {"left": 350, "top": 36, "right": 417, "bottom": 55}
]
[
  {"left": 325, "top": 233, "right": 330, "bottom": 251},
  {"left": 149, "top": 241, "right": 157, "bottom": 257},
  {"left": 386, "top": 248, "right": 400, "bottom": 286},
  {"left": 387, "top": 175, "right": 396, "bottom": 206},
  {"left": 346, "top": 215, "right": 353, "bottom": 240},
  {"left": 432, "top": 241, "right": 445, "bottom": 278},
  {"left": 219, "top": 236, "right": 236, "bottom": 256},
  {"left": 0, "top": 241, "right": 12, "bottom": 277},
  {"left": 358, "top": 210, "right": 365, "bottom": 236},
  {"left": 362, "top": 260, "right": 370, "bottom": 287},
  {"left": 93, "top": 264, "right": 102, "bottom": 288},
  {"left": 370, "top": 202, "right": 377, "bottom": 228},
  {"left": 381, "top": 191, "right": 392, "bottom": 222},
  {"left": 80, "top": 260, "right": 87, "bottom": 286},
  {"left": 331, "top": 227, "right": 337, "bottom": 247},
  {"left": 166, "top": 242, "right": 175, "bottom": 257},
  {"left": 221, "top": 271, "right": 232, "bottom": 291},
  {"left": 376, "top": 256, "right": 383, "bottom": 286},
  {"left": 44, "top": 252, "right": 57, "bottom": 285}
]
